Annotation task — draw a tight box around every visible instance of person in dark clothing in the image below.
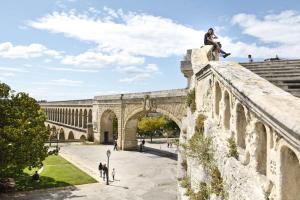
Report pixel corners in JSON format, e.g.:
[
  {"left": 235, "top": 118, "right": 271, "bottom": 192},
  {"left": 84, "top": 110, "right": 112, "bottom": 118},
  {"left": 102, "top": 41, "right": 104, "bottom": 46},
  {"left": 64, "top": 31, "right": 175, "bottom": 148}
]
[
  {"left": 142, "top": 139, "right": 145, "bottom": 146},
  {"left": 248, "top": 54, "right": 253, "bottom": 62},
  {"left": 98, "top": 162, "right": 103, "bottom": 177},
  {"left": 32, "top": 171, "right": 40, "bottom": 182},
  {"left": 204, "top": 28, "right": 231, "bottom": 58},
  {"left": 113, "top": 140, "right": 118, "bottom": 151},
  {"left": 102, "top": 164, "right": 107, "bottom": 181}
]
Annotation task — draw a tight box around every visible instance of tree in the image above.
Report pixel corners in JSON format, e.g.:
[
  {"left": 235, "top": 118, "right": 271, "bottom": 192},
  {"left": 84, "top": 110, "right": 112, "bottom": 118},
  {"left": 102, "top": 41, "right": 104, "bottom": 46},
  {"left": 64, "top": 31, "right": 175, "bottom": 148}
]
[
  {"left": 137, "top": 116, "right": 166, "bottom": 142},
  {"left": 0, "top": 83, "right": 50, "bottom": 178},
  {"left": 162, "top": 117, "right": 180, "bottom": 138}
]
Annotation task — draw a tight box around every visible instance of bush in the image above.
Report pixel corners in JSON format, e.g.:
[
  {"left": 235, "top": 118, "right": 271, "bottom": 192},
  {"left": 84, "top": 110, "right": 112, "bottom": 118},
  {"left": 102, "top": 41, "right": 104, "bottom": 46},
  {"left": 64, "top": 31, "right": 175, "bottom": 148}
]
[
  {"left": 185, "top": 132, "right": 214, "bottom": 170},
  {"left": 181, "top": 160, "right": 187, "bottom": 171},
  {"left": 186, "top": 88, "right": 196, "bottom": 113},
  {"left": 227, "top": 137, "right": 239, "bottom": 159}
]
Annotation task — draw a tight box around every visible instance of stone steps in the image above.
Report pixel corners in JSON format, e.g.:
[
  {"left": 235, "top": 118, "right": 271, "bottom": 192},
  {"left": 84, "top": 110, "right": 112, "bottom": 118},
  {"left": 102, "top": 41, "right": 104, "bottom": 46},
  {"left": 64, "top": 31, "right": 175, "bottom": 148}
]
[{"left": 240, "top": 59, "right": 300, "bottom": 98}]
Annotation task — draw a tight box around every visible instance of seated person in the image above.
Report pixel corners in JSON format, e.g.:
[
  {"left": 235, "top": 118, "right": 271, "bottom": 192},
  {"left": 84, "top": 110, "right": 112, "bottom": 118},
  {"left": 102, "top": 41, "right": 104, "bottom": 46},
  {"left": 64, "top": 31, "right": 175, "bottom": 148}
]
[
  {"left": 32, "top": 171, "right": 40, "bottom": 182},
  {"left": 204, "top": 28, "right": 231, "bottom": 58}
]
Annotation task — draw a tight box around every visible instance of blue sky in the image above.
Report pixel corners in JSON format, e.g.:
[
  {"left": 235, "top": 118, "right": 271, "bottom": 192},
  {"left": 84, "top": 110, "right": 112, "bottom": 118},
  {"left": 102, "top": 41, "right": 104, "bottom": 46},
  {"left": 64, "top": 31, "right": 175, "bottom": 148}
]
[{"left": 1, "top": 0, "right": 300, "bottom": 100}]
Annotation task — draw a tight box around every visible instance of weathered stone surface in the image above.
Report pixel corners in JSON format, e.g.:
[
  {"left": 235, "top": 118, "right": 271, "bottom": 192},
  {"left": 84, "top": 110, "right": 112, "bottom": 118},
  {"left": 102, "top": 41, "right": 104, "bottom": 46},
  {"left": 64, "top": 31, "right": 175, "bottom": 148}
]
[{"left": 179, "top": 46, "right": 300, "bottom": 200}]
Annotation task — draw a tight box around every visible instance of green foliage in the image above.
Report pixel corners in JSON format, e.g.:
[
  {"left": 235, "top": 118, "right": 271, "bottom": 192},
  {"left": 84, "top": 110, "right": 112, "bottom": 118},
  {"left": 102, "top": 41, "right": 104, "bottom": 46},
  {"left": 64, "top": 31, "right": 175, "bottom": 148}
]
[
  {"left": 182, "top": 113, "right": 228, "bottom": 199},
  {"left": 190, "top": 182, "right": 210, "bottom": 200},
  {"left": 0, "top": 82, "right": 50, "bottom": 178},
  {"left": 185, "top": 132, "right": 214, "bottom": 169},
  {"left": 138, "top": 115, "right": 180, "bottom": 141},
  {"left": 181, "top": 160, "right": 187, "bottom": 171},
  {"left": 180, "top": 176, "right": 191, "bottom": 189},
  {"left": 186, "top": 88, "right": 196, "bottom": 113},
  {"left": 264, "top": 190, "right": 270, "bottom": 200},
  {"left": 15, "top": 155, "right": 96, "bottom": 191},
  {"left": 227, "top": 137, "right": 239, "bottom": 159}
]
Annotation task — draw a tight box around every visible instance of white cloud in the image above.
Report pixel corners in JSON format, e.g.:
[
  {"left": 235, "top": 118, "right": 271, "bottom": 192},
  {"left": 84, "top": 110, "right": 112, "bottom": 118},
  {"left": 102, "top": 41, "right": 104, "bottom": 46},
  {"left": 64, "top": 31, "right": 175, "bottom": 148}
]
[
  {"left": 46, "top": 67, "right": 98, "bottom": 72},
  {"left": 231, "top": 10, "right": 300, "bottom": 58},
  {"left": 118, "top": 64, "right": 159, "bottom": 83},
  {"left": 28, "top": 10, "right": 203, "bottom": 58},
  {"left": 0, "top": 42, "right": 62, "bottom": 59},
  {"left": 61, "top": 51, "right": 144, "bottom": 67},
  {"left": 36, "top": 79, "right": 83, "bottom": 87}
]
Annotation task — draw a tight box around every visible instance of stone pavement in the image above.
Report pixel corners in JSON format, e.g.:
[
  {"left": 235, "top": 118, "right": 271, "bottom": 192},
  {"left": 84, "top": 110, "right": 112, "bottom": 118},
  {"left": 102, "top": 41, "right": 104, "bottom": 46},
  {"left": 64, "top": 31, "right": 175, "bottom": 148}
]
[{"left": 1, "top": 142, "right": 177, "bottom": 200}]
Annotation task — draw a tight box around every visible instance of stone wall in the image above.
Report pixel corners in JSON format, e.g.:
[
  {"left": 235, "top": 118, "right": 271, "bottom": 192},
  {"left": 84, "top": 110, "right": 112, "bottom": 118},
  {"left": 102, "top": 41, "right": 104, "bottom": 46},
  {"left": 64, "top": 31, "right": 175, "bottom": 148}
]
[{"left": 178, "top": 46, "right": 300, "bottom": 200}]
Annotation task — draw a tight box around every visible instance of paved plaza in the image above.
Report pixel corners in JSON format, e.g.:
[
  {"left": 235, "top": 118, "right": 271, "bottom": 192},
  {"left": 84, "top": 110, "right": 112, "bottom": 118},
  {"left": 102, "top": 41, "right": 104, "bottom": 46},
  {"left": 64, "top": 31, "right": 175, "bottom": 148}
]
[{"left": 1, "top": 141, "right": 178, "bottom": 200}]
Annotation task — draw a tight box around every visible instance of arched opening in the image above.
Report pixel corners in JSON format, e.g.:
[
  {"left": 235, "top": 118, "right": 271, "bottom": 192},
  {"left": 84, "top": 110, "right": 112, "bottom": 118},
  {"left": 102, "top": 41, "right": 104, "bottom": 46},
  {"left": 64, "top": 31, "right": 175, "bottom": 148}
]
[
  {"left": 87, "top": 109, "right": 94, "bottom": 142},
  {"left": 59, "top": 128, "right": 65, "bottom": 140},
  {"left": 280, "top": 146, "right": 300, "bottom": 200},
  {"left": 88, "top": 109, "right": 92, "bottom": 123},
  {"left": 59, "top": 109, "right": 62, "bottom": 123},
  {"left": 215, "top": 82, "right": 222, "bottom": 117},
  {"left": 100, "top": 110, "right": 118, "bottom": 144},
  {"left": 71, "top": 109, "right": 75, "bottom": 126},
  {"left": 68, "top": 131, "right": 75, "bottom": 140},
  {"left": 75, "top": 109, "right": 78, "bottom": 127},
  {"left": 236, "top": 103, "right": 246, "bottom": 149},
  {"left": 255, "top": 122, "right": 267, "bottom": 175},
  {"left": 123, "top": 110, "right": 180, "bottom": 150},
  {"left": 79, "top": 109, "right": 83, "bottom": 127},
  {"left": 223, "top": 91, "right": 231, "bottom": 130},
  {"left": 64, "top": 108, "right": 68, "bottom": 124},
  {"left": 66, "top": 109, "right": 70, "bottom": 125},
  {"left": 50, "top": 126, "right": 57, "bottom": 139},
  {"left": 80, "top": 135, "right": 86, "bottom": 141},
  {"left": 83, "top": 109, "right": 87, "bottom": 128}
]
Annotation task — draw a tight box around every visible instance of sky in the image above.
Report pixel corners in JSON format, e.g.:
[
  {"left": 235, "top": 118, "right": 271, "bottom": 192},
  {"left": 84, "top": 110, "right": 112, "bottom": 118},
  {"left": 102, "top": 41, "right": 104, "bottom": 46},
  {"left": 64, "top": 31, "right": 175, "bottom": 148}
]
[{"left": 1, "top": 0, "right": 300, "bottom": 101}]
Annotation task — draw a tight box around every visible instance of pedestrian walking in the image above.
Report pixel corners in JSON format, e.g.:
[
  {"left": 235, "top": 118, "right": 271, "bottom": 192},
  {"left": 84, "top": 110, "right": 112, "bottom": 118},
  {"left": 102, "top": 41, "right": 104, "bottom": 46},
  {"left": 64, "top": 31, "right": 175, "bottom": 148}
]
[
  {"left": 113, "top": 139, "right": 118, "bottom": 151},
  {"left": 102, "top": 164, "right": 107, "bottom": 181},
  {"left": 98, "top": 162, "right": 103, "bottom": 178},
  {"left": 112, "top": 168, "right": 116, "bottom": 181}
]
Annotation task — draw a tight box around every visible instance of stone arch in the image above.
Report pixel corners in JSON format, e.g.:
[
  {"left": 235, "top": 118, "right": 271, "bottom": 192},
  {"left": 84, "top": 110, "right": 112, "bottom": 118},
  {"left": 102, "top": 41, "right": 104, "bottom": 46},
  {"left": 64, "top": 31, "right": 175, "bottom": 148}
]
[
  {"left": 83, "top": 109, "right": 87, "bottom": 128},
  {"left": 255, "top": 122, "right": 267, "bottom": 175},
  {"left": 223, "top": 90, "right": 231, "bottom": 130},
  {"left": 100, "top": 109, "right": 118, "bottom": 144},
  {"left": 75, "top": 109, "right": 78, "bottom": 127},
  {"left": 215, "top": 81, "right": 222, "bottom": 117},
  {"left": 71, "top": 109, "right": 75, "bottom": 126},
  {"left": 236, "top": 103, "right": 247, "bottom": 149},
  {"left": 280, "top": 145, "right": 300, "bottom": 200},
  {"left": 59, "top": 128, "right": 65, "bottom": 140},
  {"left": 68, "top": 131, "right": 75, "bottom": 140},
  {"left": 79, "top": 109, "right": 83, "bottom": 127},
  {"left": 123, "top": 107, "right": 182, "bottom": 150},
  {"left": 80, "top": 135, "right": 86, "bottom": 141}
]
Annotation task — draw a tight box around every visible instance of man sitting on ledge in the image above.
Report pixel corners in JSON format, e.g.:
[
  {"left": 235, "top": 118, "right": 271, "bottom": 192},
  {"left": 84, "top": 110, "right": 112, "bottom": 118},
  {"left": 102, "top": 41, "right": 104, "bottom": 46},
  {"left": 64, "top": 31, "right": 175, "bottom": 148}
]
[{"left": 204, "top": 28, "right": 231, "bottom": 58}]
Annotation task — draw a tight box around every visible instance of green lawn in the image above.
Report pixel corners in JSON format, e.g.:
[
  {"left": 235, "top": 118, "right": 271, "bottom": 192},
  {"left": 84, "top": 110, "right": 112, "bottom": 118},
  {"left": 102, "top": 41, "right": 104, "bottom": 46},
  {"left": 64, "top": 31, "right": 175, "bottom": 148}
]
[{"left": 15, "top": 155, "right": 97, "bottom": 191}]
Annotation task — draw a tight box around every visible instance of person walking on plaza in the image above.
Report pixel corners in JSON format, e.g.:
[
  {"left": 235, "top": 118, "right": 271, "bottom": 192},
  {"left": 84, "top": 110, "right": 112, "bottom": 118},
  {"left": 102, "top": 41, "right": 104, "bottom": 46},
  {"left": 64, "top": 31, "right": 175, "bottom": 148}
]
[
  {"left": 113, "top": 139, "right": 118, "bottom": 151},
  {"left": 98, "top": 162, "right": 103, "bottom": 178},
  {"left": 102, "top": 164, "right": 107, "bottom": 181},
  {"left": 112, "top": 168, "right": 116, "bottom": 181},
  {"left": 204, "top": 27, "right": 230, "bottom": 58}
]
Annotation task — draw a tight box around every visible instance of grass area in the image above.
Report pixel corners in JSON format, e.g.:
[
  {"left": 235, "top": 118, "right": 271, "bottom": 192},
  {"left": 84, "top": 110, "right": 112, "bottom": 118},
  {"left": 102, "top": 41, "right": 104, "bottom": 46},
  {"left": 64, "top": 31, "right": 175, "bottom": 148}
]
[{"left": 15, "top": 155, "right": 97, "bottom": 191}]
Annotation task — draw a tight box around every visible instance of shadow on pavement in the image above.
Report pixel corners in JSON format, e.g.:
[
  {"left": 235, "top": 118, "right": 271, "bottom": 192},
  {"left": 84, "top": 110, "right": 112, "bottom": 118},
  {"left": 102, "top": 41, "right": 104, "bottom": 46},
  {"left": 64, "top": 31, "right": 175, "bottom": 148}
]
[
  {"left": 142, "top": 146, "right": 178, "bottom": 161},
  {"left": 0, "top": 186, "right": 85, "bottom": 200}
]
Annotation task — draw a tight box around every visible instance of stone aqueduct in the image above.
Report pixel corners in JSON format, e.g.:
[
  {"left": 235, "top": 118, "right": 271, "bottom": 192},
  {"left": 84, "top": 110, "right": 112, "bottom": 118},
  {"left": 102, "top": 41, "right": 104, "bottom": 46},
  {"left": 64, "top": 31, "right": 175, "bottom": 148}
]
[
  {"left": 40, "top": 46, "right": 300, "bottom": 199},
  {"left": 40, "top": 89, "right": 187, "bottom": 150}
]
